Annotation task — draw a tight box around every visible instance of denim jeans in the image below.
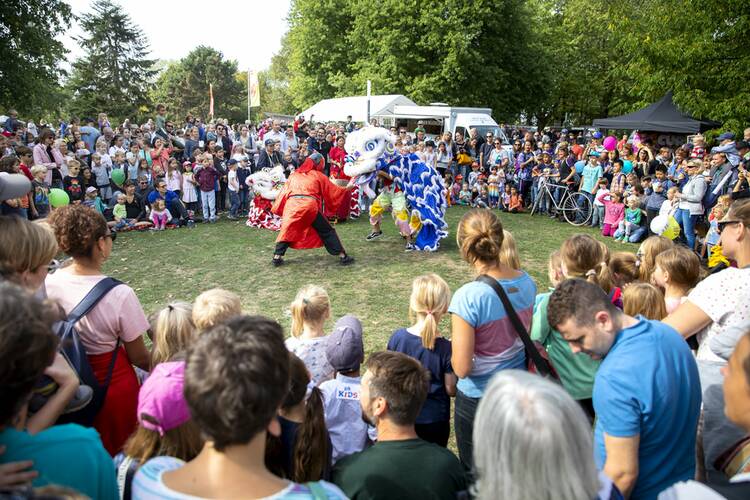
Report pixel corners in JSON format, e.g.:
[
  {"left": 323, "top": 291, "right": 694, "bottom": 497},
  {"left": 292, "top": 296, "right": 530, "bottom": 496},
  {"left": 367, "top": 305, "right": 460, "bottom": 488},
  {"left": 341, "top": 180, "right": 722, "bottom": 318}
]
[
  {"left": 229, "top": 190, "right": 240, "bottom": 217},
  {"left": 200, "top": 190, "right": 216, "bottom": 221},
  {"left": 454, "top": 390, "right": 480, "bottom": 478},
  {"left": 239, "top": 189, "right": 249, "bottom": 212},
  {"left": 590, "top": 205, "right": 604, "bottom": 227},
  {"left": 577, "top": 191, "right": 594, "bottom": 223},
  {"left": 676, "top": 208, "right": 699, "bottom": 250}
]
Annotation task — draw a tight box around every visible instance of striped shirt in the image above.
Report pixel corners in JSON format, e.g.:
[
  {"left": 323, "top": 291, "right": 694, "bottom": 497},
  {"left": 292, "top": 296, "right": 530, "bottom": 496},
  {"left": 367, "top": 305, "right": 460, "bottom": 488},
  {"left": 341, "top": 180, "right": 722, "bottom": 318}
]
[{"left": 449, "top": 272, "right": 537, "bottom": 397}]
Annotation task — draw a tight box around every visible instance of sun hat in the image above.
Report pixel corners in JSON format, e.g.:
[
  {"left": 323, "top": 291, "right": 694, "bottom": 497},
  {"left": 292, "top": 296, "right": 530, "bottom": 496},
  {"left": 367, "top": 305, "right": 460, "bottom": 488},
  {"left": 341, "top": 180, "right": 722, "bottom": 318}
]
[{"left": 137, "top": 361, "right": 190, "bottom": 436}]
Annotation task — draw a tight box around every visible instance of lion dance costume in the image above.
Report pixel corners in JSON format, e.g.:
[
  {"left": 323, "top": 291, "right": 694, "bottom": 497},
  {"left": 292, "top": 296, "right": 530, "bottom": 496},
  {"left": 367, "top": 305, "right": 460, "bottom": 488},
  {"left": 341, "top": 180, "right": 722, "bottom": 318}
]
[
  {"left": 245, "top": 165, "right": 286, "bottom": 231},
  {"left": 344, "top": 127, "right": 448, "bottom": 251}
]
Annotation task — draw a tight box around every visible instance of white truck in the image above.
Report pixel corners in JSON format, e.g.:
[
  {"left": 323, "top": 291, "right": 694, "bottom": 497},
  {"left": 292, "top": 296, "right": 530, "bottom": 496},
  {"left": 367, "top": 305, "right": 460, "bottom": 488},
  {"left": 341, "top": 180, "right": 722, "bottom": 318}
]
[{"left": 376, "top": 104, "right": 511, "bottom": 147}]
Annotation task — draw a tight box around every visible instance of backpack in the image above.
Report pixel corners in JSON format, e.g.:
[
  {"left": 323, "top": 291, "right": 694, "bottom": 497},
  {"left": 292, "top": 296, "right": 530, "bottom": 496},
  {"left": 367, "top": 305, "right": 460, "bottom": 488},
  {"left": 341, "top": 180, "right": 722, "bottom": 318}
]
[{"left": 55, "top": 277, "right": 123, "bottom": 427}]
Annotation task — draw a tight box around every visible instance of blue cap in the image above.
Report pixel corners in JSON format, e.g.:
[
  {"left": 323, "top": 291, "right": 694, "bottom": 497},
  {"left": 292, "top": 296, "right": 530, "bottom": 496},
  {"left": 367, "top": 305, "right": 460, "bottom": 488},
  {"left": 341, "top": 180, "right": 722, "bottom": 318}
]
[
  {"left": 592, "top": 132, "right": 603, "bottom": 139},
  {"left": 718, "top": 132, "right": 735, "bottom": 141}
]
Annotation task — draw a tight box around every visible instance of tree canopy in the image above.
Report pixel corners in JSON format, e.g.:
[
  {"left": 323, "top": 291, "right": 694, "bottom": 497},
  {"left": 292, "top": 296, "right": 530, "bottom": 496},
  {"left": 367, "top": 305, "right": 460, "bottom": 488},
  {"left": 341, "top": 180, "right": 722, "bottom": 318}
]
[{"left": 66, "top": 0, "right": 155, "bottom": 122}]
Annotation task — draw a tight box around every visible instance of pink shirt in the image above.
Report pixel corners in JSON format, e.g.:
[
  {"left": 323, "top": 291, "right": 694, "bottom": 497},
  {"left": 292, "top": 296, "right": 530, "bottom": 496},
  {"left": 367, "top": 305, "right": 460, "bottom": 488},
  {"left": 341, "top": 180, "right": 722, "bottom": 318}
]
[
  {"left": 45, "top": 271, "right": 149, "bottom": 354},
  {"left": 597, "top": 192, "right": 626, "bottom": 225}
]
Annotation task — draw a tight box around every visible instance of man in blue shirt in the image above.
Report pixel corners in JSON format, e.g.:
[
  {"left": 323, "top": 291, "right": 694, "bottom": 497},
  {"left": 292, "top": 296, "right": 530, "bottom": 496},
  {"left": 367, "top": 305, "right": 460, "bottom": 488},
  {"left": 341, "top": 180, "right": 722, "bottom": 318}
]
[{"left": 547, "top": 279, "right": 701, "bottom": 500}]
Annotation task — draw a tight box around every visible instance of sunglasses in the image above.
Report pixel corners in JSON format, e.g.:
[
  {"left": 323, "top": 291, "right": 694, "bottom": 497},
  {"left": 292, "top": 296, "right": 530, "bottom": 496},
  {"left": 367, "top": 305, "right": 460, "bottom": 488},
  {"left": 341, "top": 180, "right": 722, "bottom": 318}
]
[{"left": 717, "top": 220, "right": 741, "bottom": 234}]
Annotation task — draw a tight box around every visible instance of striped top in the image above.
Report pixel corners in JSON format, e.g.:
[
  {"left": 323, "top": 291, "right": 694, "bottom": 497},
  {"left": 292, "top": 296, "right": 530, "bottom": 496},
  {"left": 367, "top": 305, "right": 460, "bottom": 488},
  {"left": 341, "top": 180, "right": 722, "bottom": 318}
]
[
  {"left": 449, "top": 272, "right": 536, "bottom": 397},
  {"left": 132, "top": 456, "right": 347, "bottom": 499}
]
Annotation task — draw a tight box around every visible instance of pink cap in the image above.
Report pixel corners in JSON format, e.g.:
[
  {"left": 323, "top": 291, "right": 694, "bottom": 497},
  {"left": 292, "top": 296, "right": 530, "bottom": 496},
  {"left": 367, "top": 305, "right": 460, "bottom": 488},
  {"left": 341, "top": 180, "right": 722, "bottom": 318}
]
[{"left": 137, "top": 361, "right": 190, "bottom": 436}]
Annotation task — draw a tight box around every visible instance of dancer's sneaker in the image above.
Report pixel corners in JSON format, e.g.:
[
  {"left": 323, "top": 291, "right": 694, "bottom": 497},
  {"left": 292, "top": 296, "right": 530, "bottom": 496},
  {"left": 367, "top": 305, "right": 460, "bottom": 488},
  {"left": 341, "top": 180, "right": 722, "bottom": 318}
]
[
  {"left": 366, "top": 231, "right": 383, "bottom": 241},
  {"left": 405, "top": 242, "right": 416, "bottom": 252},
  {"left": 339, "top": 255, "right": 355, "bottom": 266},
  {"left": 272, "top": 257, "right": 284, "bottom": 267}
]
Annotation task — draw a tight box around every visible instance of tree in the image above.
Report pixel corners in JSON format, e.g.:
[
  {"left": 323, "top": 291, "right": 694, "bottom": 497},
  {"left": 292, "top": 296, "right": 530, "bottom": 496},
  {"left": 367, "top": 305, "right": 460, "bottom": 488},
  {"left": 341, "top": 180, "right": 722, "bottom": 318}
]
[
  {"left": 0, "top": 0, "right": 72, "bottom": 117},
  {"left": 66, "top": 0, "right": 155, "bottom": 121},
  {"left": 150, "top": 46, "right": 246, "bottom": 123}
]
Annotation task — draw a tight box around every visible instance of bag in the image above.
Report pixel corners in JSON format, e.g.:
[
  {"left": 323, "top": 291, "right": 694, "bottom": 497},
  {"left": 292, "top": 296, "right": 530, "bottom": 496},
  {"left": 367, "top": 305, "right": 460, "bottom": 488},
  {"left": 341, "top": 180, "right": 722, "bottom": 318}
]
[
  {"left": 55, "top": 277, "right": 123, "bottom": 426},
  {"left": 475, "top": 275, "right": 560, "bottom": 381}
]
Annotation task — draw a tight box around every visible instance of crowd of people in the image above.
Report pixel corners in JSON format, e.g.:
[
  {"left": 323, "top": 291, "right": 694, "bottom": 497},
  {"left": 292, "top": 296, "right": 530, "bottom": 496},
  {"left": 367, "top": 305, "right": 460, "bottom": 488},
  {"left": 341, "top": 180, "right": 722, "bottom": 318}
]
[{"left": 1, "top": 105, "right": 750, "bottom": 500}]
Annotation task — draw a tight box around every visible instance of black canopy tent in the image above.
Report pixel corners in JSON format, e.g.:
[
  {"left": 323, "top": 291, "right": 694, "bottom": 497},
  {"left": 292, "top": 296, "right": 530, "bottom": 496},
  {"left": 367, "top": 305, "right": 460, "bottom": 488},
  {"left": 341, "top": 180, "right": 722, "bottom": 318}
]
[{"left": 593, "top": 91, "right": 721, "bottom": 134}]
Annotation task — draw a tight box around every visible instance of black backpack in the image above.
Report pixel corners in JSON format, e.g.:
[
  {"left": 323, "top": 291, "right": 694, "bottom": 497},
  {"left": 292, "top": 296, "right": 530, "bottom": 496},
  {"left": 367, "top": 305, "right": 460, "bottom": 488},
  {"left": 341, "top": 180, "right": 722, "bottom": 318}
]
[{"left": 55, "top": 277, "right": 123, "bottom": 427}]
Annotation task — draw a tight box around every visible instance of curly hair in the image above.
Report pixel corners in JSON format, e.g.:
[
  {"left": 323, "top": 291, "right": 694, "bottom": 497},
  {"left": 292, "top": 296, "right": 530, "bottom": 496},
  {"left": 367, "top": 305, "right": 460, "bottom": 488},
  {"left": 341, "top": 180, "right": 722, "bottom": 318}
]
[
  {"left": 0, "top": 282, "right": 59, "bottom": 426},
  {"left": 48, "top": 204, "right": 108, "bottom": 258}
]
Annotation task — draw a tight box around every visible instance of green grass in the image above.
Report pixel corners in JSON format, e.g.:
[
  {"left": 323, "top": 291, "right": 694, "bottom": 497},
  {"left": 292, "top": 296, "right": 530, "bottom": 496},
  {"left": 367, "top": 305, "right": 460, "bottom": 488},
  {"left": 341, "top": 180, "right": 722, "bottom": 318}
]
[{"left": 104, "top": 207, "right": 631, "bottom": 355}]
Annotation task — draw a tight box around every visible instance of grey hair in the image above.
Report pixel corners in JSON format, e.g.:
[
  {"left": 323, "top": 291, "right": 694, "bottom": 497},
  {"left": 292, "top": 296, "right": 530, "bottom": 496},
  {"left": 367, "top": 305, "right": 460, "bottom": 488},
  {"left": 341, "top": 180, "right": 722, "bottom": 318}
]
[{"left": 473, "top": 370, "right": 600, "bottom": 500}]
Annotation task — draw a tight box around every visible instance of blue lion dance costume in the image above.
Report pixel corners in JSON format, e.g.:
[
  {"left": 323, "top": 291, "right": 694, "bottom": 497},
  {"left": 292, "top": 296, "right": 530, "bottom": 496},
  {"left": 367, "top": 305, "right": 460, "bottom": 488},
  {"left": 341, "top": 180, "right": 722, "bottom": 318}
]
[{"left": 344, "top": 127, "right": 448, "bottom": 251}]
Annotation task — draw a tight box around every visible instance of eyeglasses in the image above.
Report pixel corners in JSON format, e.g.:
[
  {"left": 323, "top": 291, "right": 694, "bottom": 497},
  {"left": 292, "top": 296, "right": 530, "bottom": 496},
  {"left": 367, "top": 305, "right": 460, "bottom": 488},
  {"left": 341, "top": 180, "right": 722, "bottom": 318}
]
[
  {"left": 717, "top": 220, "right": 742, "bottom": 234},
  {"left": 102, "top": 232, "right": 117, "bottom": 242}
]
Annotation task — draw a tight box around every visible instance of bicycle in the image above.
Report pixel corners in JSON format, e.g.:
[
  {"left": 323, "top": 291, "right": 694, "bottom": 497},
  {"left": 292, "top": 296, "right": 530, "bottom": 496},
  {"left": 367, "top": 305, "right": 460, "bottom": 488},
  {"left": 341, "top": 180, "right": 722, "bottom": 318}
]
[{"left": 529, "top": 176, "right": 592, "bottom": 226}]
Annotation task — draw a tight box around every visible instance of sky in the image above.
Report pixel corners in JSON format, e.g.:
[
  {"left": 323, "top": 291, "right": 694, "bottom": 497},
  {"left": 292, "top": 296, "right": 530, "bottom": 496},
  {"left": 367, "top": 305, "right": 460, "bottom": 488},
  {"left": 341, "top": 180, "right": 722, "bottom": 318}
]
[{"left": 62, "top": 0, "right": 292, "bottom": 72}]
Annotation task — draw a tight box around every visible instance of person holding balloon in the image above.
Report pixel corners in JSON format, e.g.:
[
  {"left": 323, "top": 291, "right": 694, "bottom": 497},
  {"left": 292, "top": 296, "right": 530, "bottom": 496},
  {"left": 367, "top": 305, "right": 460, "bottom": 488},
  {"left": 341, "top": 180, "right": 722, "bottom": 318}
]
[{"left": 644, "top": 166, "right": 669, "bottom": 232}]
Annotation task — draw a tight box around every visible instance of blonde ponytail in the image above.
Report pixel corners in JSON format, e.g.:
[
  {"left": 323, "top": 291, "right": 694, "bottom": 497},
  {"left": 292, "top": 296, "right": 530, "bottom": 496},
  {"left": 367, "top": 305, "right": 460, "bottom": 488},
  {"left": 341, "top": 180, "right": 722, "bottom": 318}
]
[
  {"left": 290, "top": 285, "right": 331, "bottom": 337},
  {"left": 409, "top": 274, "right": 451, "bottom": 350},
  {"left": 561, "top": 235, "right": 613, "bottom": 293}
]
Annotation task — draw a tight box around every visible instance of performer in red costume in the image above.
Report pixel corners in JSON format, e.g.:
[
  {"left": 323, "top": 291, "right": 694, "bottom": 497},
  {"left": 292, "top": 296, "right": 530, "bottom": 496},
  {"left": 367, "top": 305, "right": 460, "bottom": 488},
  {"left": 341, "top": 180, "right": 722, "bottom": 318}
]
[
  {"left": 271, "top": 153, "right": 356, "bottom": 266},
  {"left": 325, "top": 136, "right": 360, "bottom": 222}
]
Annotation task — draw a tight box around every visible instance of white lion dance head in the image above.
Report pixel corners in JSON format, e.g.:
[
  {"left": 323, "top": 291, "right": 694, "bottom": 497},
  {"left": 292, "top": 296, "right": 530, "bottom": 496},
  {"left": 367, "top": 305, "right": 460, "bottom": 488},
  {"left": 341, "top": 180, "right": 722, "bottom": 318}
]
[
  {"left": 344, "top": 127, "right": 398, "bottom": 196},
  {"left": 246, "top": 165, "right": 286, "bottom": 200}
]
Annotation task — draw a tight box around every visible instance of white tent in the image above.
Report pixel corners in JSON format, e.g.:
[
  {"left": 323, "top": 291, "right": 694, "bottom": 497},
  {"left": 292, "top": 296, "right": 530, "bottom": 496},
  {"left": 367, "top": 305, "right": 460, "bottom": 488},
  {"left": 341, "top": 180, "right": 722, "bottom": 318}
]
[{"left": 300, "top": 94, "right": 417, "bottom": 123}]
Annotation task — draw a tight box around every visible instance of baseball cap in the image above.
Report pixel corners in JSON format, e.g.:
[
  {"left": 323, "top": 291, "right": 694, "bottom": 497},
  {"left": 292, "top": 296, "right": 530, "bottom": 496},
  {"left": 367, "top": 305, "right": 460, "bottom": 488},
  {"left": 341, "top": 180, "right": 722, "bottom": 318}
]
[
  {"left": 85, "top": 186, "right": 97, "bottom": 194},
  {"left": 588, "top": 150, "right": 600, "bottom": 157},
  {"left": 227, "top": 159, "right": 238, "bottom": 166},
  {"left": 718, "top": 132, "right": 735, "bottom": 141},
  {"left": 592, "top": 132, "right": 603, "bottom": 139},
  {"left": 137, "top": 361, "right": 191, "bottom": 436},
  {"left": 325, "top": 315, "right": 364, "bottom": 373},
  {"left": 264, "top": 138, "right": 275, "bottom": 146},
  {"left": 0, "top": 172, "right": 31, "bottom": 202}
]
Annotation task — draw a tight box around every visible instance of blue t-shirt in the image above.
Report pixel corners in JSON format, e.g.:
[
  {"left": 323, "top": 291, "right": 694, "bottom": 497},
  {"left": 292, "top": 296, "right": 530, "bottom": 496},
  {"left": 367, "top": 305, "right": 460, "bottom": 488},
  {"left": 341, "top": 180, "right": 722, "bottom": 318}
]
[
  {"left": 387, "top": 328, "right": 453, "bottom": 424},
  {"left": 581, "top": 163, "right": 603, "bottom": 193},
  {"left": 0, "top": 424, "right": 118, "bottom": 500},
  {"left": 448, "top": 273, "right": 537, "bottom": 398},
  {"left": 593, "top": 317, "right": 701, "bottom": 500},
  {"left": 147, "top": 189, "right": 179, "bottom": 206}
]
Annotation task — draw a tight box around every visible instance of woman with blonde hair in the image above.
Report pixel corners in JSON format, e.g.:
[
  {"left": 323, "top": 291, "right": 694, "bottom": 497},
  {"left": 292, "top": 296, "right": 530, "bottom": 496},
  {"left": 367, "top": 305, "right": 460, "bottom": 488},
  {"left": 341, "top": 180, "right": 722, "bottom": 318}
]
[
  {"left": 449, "top": 209, "right": 536, "bottom": 471},
  {"left": 387, "top": 273, "right": 457, "bottom": 446},
  {"left": 150, "top": 302, "right": 196, "bottom": 366},
  {"left": 285, "top": 284, "right": 335, "bottom": 385},
  {"left": 622, "top": 283, "right": 667, "bottom": 320},
  {"left": 498, "top": 229, "right": 521, "bottom": 270}
]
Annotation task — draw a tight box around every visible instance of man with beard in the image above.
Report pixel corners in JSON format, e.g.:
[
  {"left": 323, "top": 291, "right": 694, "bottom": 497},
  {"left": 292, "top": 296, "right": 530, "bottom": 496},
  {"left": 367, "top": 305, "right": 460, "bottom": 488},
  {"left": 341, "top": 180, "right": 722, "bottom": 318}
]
[{"left": 332, "top": 351, "right": 466, "bottom": 500}]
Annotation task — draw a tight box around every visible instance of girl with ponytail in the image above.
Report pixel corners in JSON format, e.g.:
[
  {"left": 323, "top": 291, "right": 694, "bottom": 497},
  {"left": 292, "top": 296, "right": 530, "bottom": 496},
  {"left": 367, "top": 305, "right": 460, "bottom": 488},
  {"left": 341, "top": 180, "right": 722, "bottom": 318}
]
[
  {"left": 285, "top": 285, "right": 335, "bottom": 385},
  {"left": 267, "top": 353, "right": 332, "bottom": 482},
  {"left": 387, "top": 273, "right": 456, "bottom": 447}
]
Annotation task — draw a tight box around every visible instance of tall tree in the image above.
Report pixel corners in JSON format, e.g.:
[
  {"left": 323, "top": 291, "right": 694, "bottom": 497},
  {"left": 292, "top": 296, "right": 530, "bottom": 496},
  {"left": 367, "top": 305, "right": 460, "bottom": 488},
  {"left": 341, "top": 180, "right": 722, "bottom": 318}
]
[
  {"left": 66, "top": 0, "right": 155, "bottom": 121},
  {"left": 150, "top": 46, "right": 246, "bottom": 123},
  {"left": 0, "top": 0, "right": 72, "bottom": 117}
]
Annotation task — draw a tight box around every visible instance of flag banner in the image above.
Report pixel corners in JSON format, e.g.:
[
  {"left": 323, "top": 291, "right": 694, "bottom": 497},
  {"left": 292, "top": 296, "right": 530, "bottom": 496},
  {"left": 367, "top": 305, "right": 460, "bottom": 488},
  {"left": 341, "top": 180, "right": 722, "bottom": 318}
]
[
  {"left": 248, "top": 70, "right": 260, "bottom": 108},
  {"left": 209, "top": 83, "right": 214, "bottom": 117}
]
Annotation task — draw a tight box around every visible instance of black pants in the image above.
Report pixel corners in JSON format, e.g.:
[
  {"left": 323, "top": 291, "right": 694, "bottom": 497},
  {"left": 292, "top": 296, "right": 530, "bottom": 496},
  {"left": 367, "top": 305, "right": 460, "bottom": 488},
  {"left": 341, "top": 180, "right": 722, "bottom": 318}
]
[
  {"left": 415, "top": 420, "right": 450, "bottom": 448},
  {"left": 454, "top": 390, "right": 479, "bottom": 478},
  {"left": 275, "top": 212, "right": 344, "bottom": 257}
]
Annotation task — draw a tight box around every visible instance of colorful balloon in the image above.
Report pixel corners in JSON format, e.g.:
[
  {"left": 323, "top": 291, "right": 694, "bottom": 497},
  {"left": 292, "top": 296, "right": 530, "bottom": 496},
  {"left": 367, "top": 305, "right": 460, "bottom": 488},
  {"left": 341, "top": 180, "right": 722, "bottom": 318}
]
[
  {"left": 622, "top": 160, "right": 633, "bottom": 174},
  {"left": 48, "top": 188, "right": 70, "bottom": 208},
  {"left": 650, "top": 215, "right": 680, "bottom": 240},
  {"left": 575, "top": 160, "right": 586, "bottom": 174},
  {"left": 603, "top": 136, "right": 617, "bottom": 151},
  {"left": 111, "top": 168, "right": 126, "bottom": 185}
]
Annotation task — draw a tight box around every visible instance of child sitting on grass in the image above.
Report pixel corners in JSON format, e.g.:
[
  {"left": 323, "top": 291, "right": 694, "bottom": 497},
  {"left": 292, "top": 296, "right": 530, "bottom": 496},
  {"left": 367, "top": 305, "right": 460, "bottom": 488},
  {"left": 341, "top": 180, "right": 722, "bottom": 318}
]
[
  {"left": 614, "top": 195, "right": 644, "bottom": 242},
  {"left": 508, "top": 186, "right": 524, "bottom": 213},
  {"left": 150, "top": 199, "right": 171, "bottom": 230},
  {"left": 285, "top": 285, "right": 336, "bottom": 385},
  {"left": 387, "top": 274, "right": 455, "bottom": 447}
]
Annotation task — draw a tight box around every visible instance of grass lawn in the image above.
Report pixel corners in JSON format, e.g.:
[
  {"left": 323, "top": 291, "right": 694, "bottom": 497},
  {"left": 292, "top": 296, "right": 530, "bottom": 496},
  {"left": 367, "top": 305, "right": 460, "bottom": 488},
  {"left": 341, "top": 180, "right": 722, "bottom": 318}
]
[{"left": 104, "top": 206, "right": 633, "bottom": 354}]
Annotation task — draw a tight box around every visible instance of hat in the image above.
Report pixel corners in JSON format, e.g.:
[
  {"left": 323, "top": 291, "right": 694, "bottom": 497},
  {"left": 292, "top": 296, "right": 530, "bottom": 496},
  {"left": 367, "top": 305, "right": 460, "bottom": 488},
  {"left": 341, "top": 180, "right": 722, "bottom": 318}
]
[
  {"left": 264, "top": 138, "right": 275, "bottom": 146},
  {"left": 0, "top": 172, "right": 31, "bottom": 202},
  {"left": 718, "top": 132, "right": 735, "bottom": 141},
  {"left": 541, "top": 150, "right": 553, "bottom": 156},
  {"left": 85, "top": 186, "right": 97, "bottom": 193},
  {"left": 227, "top": 159, "right": 238, "bottom": 166},
  {"left": 325, "top": 315, "right": 364, "bottom": 373},
  {"left": 182, "top": 161, "right": 191, "bottom": 166},
  {"left": 137, "top": 361, "right": 190, "bottom": 436},
  {"left": 587, "top": 150, "right": 600, "bottom": 157},
  {"left": 592, "top": 132, "right": 603, "bottom": 139},
  {"left": 455, "top": 174, "right": 463, "bottom": 180}
]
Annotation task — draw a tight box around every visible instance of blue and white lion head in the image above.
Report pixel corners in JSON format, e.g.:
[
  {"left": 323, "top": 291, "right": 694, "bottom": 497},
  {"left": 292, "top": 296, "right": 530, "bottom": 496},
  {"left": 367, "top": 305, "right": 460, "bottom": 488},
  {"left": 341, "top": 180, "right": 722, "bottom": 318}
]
[{"left": 343, "top": 127, "right": 398, "bottom": 180}]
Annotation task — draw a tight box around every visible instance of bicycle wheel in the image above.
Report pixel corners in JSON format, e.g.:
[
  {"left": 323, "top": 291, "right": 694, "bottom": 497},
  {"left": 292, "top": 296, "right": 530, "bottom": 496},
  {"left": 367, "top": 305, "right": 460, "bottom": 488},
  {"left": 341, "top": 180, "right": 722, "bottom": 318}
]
[{"left": 562, "top": 192, "right": 592, "bottom": 226}]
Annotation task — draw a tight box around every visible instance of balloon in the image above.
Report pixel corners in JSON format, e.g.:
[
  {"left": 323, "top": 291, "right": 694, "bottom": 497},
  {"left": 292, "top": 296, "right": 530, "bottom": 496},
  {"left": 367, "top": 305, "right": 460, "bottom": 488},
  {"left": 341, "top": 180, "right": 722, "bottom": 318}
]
[
  {"left": 603, "top": 136, "right": 617, "bottom": 151},
  {"left": 48, "top": 188, "right": 69, "bottom": 208},
  {"left": 622, "top": 160, "right": 633, "bottom": 174},
  {"left": 111, "top": 168, "right": 126, "bottom": 185},
  {"left": 650, "top": 215, "right": 680, "bottom": 240},
  {"left": 575, "top": 160, "right": 586, "bottom": 174}
]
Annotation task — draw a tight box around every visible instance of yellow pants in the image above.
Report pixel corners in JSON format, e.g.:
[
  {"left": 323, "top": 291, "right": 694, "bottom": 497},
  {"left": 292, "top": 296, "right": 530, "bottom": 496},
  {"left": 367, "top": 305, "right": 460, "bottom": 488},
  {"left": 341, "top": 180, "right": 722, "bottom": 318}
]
[{"left": 370, "top": 191, "right": 419, "bottom": 236}]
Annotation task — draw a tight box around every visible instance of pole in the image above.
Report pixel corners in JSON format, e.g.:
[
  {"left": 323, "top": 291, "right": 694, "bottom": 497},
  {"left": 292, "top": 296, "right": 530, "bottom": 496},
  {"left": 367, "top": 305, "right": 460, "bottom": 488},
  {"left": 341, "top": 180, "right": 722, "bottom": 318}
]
[
  {"left": 247, "top": 69, "right": 251, "bottom": 123},
  {"left": 366, "top": 80, "right": 371, "bottom": 125}
]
